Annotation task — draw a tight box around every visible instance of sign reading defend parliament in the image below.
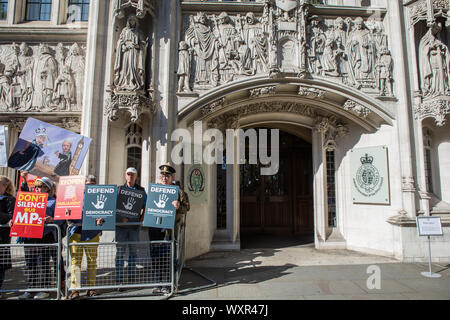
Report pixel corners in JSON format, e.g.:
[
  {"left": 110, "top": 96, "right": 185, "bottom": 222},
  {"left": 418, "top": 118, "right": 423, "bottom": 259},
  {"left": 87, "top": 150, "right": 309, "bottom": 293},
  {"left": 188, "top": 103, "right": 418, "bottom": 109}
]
[
  {"left": 82, "top": 185, "right": 117, "bottom": 231},
  {"left": 143, "top": 183, "right": 179, "bottom": 230}
]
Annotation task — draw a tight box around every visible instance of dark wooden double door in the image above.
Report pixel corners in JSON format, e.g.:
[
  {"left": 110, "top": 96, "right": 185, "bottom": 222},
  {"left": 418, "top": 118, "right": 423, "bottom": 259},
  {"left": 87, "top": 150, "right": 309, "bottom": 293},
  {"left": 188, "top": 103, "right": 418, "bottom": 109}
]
[{"left": 240, "top": 131, "right": 313, "bottom": 236}]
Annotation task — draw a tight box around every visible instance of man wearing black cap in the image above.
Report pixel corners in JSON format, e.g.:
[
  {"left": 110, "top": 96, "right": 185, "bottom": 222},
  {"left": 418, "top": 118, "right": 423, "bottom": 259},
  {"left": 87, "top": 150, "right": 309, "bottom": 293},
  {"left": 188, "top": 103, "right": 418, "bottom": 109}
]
[
  {"left": 149, "top": 162, "right": 189, "bottom": 294},
  {"left": 115, "top": 167, "right": 147, "bottom": 287}
]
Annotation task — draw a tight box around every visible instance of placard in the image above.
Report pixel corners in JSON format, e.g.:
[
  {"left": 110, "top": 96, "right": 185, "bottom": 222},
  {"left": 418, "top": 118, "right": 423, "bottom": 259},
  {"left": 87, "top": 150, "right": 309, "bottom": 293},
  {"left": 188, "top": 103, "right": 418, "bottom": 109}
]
[
  {"left": 143, "top": 184, "right": 179, "bottom": 229},
  {"left": 19, "top": 173, "right": 41, "bottom": 193},
  {"left": 10, "top": 192, "right": 48, "bottom": 239},
  {"left": 54, "top": 175, "right": 86, "bottom": 220},
  {"left": 8, "top": 117, "right": 92, "bottom": 181},
  {"left": 350, "top": 146, "right": 390, "bottom": 205},
  {"left": 417, "top": 216, "right": 443, "bottom": 236},
  {"left": 82, "top": 185, "right": 117, "bottom": 231},
  {"left": 116, "top": 186, "right": 146, "bottom": 223},
  {"left": 0, "top": 125, "right": 7, "bottom": 167}
]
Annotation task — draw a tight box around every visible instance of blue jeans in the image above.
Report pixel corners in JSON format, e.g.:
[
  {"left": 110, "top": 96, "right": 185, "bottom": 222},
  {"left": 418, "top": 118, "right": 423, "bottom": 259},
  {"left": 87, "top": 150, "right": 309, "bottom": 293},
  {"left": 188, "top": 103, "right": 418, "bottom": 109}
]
[{"left": 115, "top": 227, "right": 139, "bottom": 283}]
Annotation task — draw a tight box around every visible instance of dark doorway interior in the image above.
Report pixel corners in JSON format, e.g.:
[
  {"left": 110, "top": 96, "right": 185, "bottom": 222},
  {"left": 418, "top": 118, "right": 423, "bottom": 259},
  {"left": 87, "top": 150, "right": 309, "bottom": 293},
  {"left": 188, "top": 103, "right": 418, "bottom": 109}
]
[{"left": 240, "top": 130, "right": 314, "bottom": 249}]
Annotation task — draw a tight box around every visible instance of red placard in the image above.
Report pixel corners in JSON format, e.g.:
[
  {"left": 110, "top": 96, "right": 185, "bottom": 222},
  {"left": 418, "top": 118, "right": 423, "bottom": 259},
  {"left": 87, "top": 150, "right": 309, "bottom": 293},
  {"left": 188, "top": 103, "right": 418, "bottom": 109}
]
[
  {"left": 19, "top": 173, "right": 40, "bottom": 192},
  {"left": 10, "top": 192, "right": 48, "bottom": 239},
  {"left": 54, "top": 175, "right": 86, "bottom": 220}
]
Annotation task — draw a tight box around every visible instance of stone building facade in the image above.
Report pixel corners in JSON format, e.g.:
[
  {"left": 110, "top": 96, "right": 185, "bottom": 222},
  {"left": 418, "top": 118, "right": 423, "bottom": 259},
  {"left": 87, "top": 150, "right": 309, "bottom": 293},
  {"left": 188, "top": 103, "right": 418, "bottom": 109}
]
[{"left": 0, "top": 0, "right": 449, "bottom": 262}]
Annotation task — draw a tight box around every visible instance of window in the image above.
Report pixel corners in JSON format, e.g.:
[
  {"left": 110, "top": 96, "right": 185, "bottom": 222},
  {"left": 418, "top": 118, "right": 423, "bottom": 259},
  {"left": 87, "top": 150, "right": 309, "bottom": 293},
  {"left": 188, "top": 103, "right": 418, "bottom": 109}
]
[
  {"left": 26, "top": 0, "right": 52, "bottom": 21},
  {"left": 217, "top": 163, "right": 227, "bottom": 229},
  {"left": 326, "top": 150, "right": 337, "bottom": 227},
  {"left": 0, "top": 0, "right": 7, "bottom": 20},
  {"left": 126, "top": 123, "right": 143, "bottom": 179},
  {"left": 67, "top": 0, "right": 89, "bottom": 22},
  {"left": 423, "top": 128, "right": 434, "bottom": 194}
]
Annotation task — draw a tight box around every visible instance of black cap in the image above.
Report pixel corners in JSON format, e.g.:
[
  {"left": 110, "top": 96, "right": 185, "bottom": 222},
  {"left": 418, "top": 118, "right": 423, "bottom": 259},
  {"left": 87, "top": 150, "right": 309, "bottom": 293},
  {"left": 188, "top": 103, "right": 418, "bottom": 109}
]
[{"left": 159, "top": 162, "right": 176, "bottom": 175}]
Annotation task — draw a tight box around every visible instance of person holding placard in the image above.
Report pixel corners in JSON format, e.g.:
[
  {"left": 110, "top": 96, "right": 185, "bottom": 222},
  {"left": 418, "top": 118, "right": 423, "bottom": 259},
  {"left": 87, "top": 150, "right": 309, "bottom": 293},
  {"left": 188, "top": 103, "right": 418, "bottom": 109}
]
[
  {"left": 0, "top": 176, "right": 15, "bottom": 297},
  {"left": 115, "top": 167, "right": 147, "bottom": 287},
  {"left": 67, "top": 175, "right": 102, "bottom": 299}
]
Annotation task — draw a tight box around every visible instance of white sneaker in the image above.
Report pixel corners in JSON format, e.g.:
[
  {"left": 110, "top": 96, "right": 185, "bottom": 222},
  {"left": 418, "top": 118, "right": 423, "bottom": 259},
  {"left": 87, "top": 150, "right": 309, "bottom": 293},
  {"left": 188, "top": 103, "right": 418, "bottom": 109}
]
[
  {"left": 33, "top": 292, "right": 50, "bottom": 300},
  {"left": 18, "top": 292, "right": 33, "bottom": 300}
]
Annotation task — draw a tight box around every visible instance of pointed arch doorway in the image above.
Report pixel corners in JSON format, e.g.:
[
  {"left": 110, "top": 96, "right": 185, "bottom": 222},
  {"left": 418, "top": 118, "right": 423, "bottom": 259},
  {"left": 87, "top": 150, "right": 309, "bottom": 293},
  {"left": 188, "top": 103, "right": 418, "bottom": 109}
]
[{"left": 240, "top": 129, "right": 314, "bottom": 249}]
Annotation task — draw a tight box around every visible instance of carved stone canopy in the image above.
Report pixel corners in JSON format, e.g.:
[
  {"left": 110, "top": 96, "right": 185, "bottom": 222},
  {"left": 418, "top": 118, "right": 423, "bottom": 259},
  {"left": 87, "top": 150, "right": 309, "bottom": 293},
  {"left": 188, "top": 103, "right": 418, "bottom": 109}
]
[
  {"left": 414, "top": 96, "right": 450, "bottom": 126},
  {"left": 114, "top": 0, "right": 155, "bottom": 19}
]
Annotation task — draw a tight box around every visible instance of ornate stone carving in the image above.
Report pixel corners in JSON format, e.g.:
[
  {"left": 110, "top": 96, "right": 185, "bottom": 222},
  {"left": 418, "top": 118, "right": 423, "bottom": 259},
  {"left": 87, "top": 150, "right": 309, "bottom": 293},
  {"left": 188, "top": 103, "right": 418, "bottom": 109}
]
[
  {"left": 114, "top": 0, "right": 155, "bottom": 19},
  {"left": 0, "top": 42, "right": 86, "bottom": 113},
  {"left": 343, "top": 99, "right": 371, "bottom": 118},
  {"left": 200, "top": 97, "right": 226, "bottom": 117},
  {"left": 61, "top": 117, "right": 81, "bottom": 132},
  {"left": 314, "top": 115, "right": 348, "bottom": 151},
  {"left": 414, "top": 97, "right": 450, "bottom": 126},
  {"left": 402, "top": 176, "right": 416, "bottom": 192},
  {"left": 105, "top": 91, "right": 155, "bottom": 123},
  {"left": 249, "top": 86, "right": 276, "bottom": 97},
  {"left": 297, "top": 85, "right": 325, "bottom": 99}
]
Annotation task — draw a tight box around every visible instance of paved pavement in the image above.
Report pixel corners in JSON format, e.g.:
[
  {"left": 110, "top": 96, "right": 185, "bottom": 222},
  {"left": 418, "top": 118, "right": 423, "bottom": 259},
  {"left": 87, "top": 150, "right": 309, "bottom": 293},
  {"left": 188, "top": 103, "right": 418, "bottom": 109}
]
[{"left": 113, "top": 243, "right": 450, "bottom": 300}]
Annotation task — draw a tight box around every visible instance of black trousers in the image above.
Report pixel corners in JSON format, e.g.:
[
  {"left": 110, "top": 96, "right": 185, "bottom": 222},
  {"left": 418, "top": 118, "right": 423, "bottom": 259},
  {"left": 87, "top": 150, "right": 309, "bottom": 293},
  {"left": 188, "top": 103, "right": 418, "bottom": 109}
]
[{"left": 148, "top": 228, "right": 170, "bottom": 284}]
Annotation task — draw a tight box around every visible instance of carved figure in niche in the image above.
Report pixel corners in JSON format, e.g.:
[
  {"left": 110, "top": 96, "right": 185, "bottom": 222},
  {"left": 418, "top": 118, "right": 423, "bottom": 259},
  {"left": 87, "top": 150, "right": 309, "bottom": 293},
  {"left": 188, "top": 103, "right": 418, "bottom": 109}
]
[
  {"left": 114, "top": 15, "right": 148, "bottom": 92},
  {"left": 65, "top": 43, "right": 85, "bottom": 110},
  {"left": 185, "top": 12, "right": 220, "bottom": 86},
  {"left": 214, "top": 12, "right": 239, "bottom": 83},
  {"left": 321, "top": 38, "right": 339, "bottom": 77},
  {"left": 0, "top": 63, "right": 13, "bottom": 111},
  {"left": 332, "top": 17, "right": 356, "bottom": 86},
  {"left": 418, "top": 22, "right": 450, "bottom": 98},
  {"left": 54, "top": 65, "right": 75, "bottom": 111},
  {"left": 55, "top": 43, "right": 66, "bottom": 73},
  {"left": 346, "top": 17, "right": 376, "bottom": 81},
  {"left": 235, "top": 37, "right": 252, "bottom": 75},
  {"left": 241, "top": 12, "right": 268, "bottom": 74},
  {"left": 370, "top": 21, "right": 388, "bottom": 52},
  {"left": 307, "top": 15, "right": 326, "bottom": 75},
  {"left": 16, "top": 43, "right": 34, "bottom": 110},
  {"left": 375, "top": 47, "right": 393, "bottom": 96},
  {"left": 33, "top": 43, "right": 58, "bottom": 110},
  {"left": 177, "top": 41, "right": 192, "bottom": 93}
]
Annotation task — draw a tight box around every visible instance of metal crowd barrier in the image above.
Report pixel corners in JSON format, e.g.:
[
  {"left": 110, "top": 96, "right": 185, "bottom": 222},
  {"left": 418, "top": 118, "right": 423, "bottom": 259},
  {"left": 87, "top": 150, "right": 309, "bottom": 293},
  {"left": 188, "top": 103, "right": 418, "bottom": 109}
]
[{"left": 0, "top": 224, "right": 63, "bottom": 300}]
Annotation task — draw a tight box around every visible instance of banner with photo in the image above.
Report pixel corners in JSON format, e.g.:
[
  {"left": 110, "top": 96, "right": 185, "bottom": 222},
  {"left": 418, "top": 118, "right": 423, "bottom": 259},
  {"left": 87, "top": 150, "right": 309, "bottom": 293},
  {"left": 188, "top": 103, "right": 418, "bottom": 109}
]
[
  {"left": 8, "top": 118, "right": 91, "bottom": 181},
  {"left": 143, "top": 184, "right": 178, "bottom": 230},
  {"left": 0, "top": 125, "right": 8, "bottom": 167},
  {"left": 10, "top": 192, "right": 48, "bottom": 239},
  {"left": 54, "top": 175, "right": 86, "bottom": 220},
  {"left": 116, "top": 186, "right": 146, "bottom": 223},
  {"left": 19, "top": 173, "right": 41, "bottom": 193},
  {"left": 82, "top": 185, "right": 117, "bottom": 231}
]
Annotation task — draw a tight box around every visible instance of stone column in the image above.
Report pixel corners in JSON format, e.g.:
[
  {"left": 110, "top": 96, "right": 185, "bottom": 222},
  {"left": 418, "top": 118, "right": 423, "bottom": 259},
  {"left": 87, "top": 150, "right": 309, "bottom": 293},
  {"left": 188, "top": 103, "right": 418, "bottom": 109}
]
[
  {"left": 387, "top": 0, "right": 417, "bottom": 218},
  {"left": 80, "top": 0, "right": 111, "bottom": 180},
  {"left": 312, "top": 129, "right": 326, "bottom": 245}
]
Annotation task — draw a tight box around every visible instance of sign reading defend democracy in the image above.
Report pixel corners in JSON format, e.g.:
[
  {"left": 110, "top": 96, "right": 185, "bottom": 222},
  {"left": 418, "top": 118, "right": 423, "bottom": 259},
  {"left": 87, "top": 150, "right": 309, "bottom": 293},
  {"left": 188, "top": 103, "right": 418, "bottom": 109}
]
[
  {"left": 82, "top": 185, "right": 117, "bottom": 231},
  {"left": 54, "top": 175, "right": 86, "bottom": 220},
  {"left": 116, "top": 186, "right": 146, "bottom": 223},
  {"left": 143, "top": 183, "right": 179, "bottom": 230},
  {"left": 10, "top": 192, "right": 48, "bottom": 239}
]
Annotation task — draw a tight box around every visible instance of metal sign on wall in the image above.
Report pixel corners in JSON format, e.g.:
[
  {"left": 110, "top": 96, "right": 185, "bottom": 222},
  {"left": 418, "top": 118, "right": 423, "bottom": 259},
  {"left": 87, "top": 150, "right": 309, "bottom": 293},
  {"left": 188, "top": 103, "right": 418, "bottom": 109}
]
[{"left": 350, "top": 146, "right": 390, "bottom": 205}]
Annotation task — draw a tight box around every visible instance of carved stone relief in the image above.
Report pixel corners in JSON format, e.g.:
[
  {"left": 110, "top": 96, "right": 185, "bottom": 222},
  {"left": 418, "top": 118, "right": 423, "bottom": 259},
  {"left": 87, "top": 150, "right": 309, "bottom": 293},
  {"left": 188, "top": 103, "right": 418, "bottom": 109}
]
[
  {"left": 178, "top": 2, "right": 394, "bottom": 99},
  {"left": 0, "top": 42, "right": 86, "bottom": 113},
  {"left": 343, "top": 99, "right": 371, "bottom": 118}
]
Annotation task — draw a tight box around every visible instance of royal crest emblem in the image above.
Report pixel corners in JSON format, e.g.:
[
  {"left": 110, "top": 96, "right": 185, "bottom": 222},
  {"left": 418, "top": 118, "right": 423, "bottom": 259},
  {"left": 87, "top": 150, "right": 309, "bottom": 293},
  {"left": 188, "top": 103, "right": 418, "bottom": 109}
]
[
  {"left": 353, "top": 153, "right": 383, "bottom": 197},
  {"left": 275, "top": 0, "right": 298, "bottom": 12}
]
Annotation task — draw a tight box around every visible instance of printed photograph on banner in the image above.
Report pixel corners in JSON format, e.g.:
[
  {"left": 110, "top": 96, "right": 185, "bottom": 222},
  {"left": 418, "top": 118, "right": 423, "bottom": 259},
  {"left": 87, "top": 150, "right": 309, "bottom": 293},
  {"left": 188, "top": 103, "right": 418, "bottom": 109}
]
[
  {"left": 19, "top": 172, "right": 40, "bottom": 193},
  {"left": 82, "top": 185, "right": 117, "bottom": 231},
  {"left": 54, "top": 175, "right": 86, "bottom": 220},
  {"left": 116, "top": 186, "right": 146, "bottom": 223},
  {"left": 143, "top": 183, "right": 178, "bottom": 230},
  {"left": 0, "top": 125, "right": 8, "bottom": 167},
  {"left": 10, "top": 192, "right": 48, "bottom": 239},
  {"left": 7, "top": 117, "right": 92, "bottom": 181}
]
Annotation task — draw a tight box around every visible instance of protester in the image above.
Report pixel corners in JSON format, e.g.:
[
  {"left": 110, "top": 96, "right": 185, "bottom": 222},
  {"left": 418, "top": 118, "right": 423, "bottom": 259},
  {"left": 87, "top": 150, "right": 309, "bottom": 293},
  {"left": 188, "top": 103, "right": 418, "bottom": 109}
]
[
  {"left": 0, "top": 176, "right": 15, "bottom": 298},
  {"left": 16, "top": 176, "right": 65, "bottom": 300},
  {"left": 150, "top": 162, "right": 190, "bottom": 294},
  {"left": 67, "top": 174, "right": 102, "bottom": 299},
  {"left": 115, "top": 167, "right": 146, "bottom": 287}
]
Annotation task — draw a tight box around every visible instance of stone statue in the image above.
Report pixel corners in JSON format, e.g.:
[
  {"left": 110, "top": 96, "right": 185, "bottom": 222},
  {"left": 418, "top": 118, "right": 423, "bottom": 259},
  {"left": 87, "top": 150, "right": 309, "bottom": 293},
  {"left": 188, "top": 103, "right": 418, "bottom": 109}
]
[
  {"left": 241, "top": 12, "right": 268, "bottom": 75},
  {"left": 346, "top": 17, "right": 376, "bottom": 81},
  {"left": 0, "top": 63, "right": 13, "bottom": 111},
  {"left": 114, "top": 15, "right": 148, "bottom": 91},
  {"left": 65, "top": 43, "right": 85, "bottom": 110},
  {"left": 418, "top": 22, "right": 450, "bottom": 98},
  {"left": 177, "top": 41, "right": 192, "bottom": 93},
  {"left": 375, "top": 47, "right": 393, "bottom": 96},
  {"left": 185, "top": 12, "right": 220, "bottom": 86},
  {"left": 54, "top": 65, "right": 75, "bottom": 111},
  {"left": 332, "top": 17, "right": 356, "bottom": 86},
  {"left": 16, "top": 42, "right": 34, "bottom": 110},
  {"left": 33, "top": 43, "right": 58, "bottom": 110},
  {"left": 307, "top": 15, "right": 326, "bottom": 75},
  {"left": 321, "top": 38, "right": 339, "bottom": 77},
  {"left": 214, "top": 12, "right": 239, "bottom": 83}
]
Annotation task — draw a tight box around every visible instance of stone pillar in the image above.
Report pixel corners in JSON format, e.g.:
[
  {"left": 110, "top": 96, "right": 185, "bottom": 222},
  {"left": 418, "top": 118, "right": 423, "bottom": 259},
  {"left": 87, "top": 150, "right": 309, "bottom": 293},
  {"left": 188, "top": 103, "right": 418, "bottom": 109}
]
[
  {"left": 312, "top": 129, "right": 326, "bottom": 244},
  {"left": 80, "top": 0, "right": 111, "bottom": 180},
  {"left": 387, "top": 0, "right": 417, "bottom": 218}
]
